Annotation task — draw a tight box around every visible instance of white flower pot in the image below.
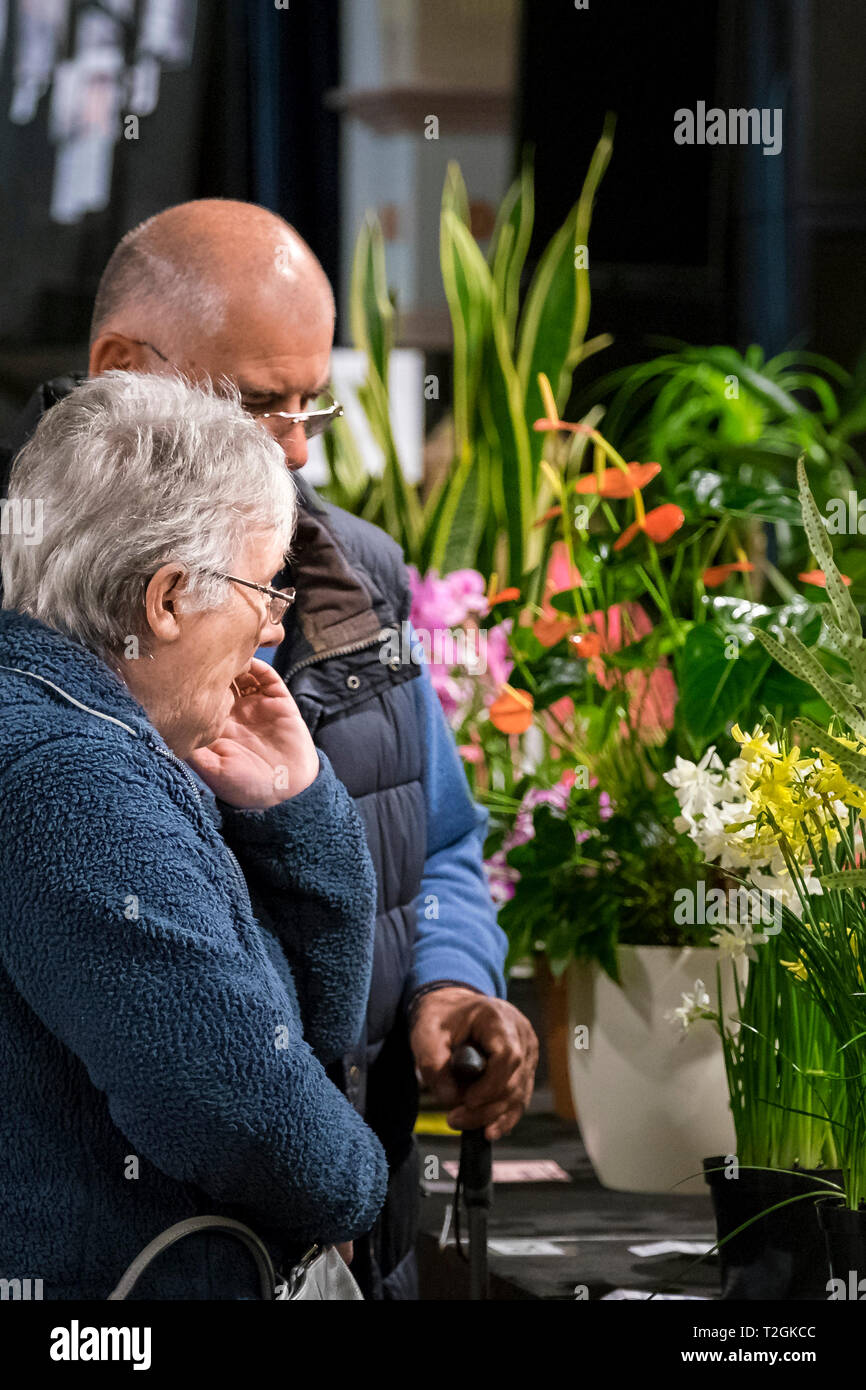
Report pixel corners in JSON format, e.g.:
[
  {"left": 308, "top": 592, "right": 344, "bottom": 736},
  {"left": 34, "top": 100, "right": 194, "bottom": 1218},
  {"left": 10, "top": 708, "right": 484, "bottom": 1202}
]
[{"left": 566, "top": 945, "right": 735, "bottom": 1194}]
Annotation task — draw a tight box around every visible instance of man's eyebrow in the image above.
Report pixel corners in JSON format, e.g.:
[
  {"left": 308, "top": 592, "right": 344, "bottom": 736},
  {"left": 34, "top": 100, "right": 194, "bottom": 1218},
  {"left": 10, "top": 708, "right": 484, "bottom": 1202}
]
[
  {"left": 236, "top": 383, "right": 278, "bottom": 399},
  {"left": 237, "top": 379, "right": 332, "bottom": 399}
]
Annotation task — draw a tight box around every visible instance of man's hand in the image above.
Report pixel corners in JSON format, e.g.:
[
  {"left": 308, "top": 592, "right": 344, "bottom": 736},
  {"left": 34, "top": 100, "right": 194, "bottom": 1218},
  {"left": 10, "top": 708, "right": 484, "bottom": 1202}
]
[{"left": 410, "top": 986, "right": 538, "bottom": 1141}]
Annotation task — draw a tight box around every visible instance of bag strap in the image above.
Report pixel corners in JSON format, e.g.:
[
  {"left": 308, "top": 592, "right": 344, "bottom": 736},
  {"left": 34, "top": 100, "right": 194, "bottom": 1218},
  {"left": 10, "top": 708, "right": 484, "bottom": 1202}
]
[{"left": 107, "top": 1215, "right": 277, "bottom": 1301}]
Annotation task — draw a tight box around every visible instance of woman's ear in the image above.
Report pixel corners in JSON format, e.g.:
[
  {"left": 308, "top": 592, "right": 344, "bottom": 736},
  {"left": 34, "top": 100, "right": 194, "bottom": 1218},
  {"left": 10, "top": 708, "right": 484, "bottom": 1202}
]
[{"left": 144, "top": 564, "right": 188, "bottom": 644}]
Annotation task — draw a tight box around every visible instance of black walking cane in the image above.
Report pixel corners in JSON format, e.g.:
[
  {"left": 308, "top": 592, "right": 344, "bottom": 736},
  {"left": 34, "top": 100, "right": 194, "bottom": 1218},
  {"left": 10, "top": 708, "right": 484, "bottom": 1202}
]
[{"left": 451, "top": 1043, "right": 493, "bottom": 1300}]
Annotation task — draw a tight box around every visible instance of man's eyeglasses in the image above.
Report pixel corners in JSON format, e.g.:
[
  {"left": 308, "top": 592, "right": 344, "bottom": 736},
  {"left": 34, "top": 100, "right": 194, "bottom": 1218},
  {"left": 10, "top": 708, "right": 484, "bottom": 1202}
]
[
  {"left": 128, "top": 339, "right": 343, "bottom": 438},
  {"left": 257, "top": 395, "right": 344, "bottom": 439},
  {"left": 209, "top": 572, "right": 297, "bottom": 624}
]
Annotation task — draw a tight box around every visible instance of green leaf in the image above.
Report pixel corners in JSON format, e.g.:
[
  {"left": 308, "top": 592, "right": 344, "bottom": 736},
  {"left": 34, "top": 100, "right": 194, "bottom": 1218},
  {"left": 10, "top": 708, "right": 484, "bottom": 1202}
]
[
  {"left": 817, "top": 868, "right": 866, "bottom": 891},
  {"left": 792, "top": 718, "right": 866, "bottom": 792},
  {"left": 441, "top": 161, "right": 471, "bottom": 228},
  {"left": 440, "top": 437, "right": 490, "bottom": 573},
  {"left": 478, "top": 302, "right": 534, "bottom": 583},
  {"left": 797, "top": 457, "right": 862, "bottom": 639},
  {"left": 753, "top": 627, "right": 866, "bottom": 739},
  {"left": 677, "top": 624, "right": 771, "bottom": 742},
  {"left": 489, "top": 158, "right": 535, "bottom": 341},
  {"left": 350, "top": 213, "right": 392, "bottom": 386},
  {"left": 439, "top": 207, "right": 492, "bottom": 453},
  {"left": 531, "top": 656, "right": 587, "bottom": 710},
  {"left": 349, "top": 214, "right": 422, "bottom": 552},
  {"left": 518, "top": 115, "right": 614, "bottom": 476}
]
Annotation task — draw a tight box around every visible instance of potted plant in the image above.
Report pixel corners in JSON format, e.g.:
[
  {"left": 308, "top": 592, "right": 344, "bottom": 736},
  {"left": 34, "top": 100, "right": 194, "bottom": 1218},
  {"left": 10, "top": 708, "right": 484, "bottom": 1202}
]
[
  {"left": 410, "top": 395, "right": 832, "bottom": 1192},
  {"left": 744, "top": 461, "right": 866, "bottom": 1293},
  {"left": 666, "top": 460, "right": 866, "bottom": 1295},
  {"left": 666, "top": 739, "right": 843, "bottom": 1298}
]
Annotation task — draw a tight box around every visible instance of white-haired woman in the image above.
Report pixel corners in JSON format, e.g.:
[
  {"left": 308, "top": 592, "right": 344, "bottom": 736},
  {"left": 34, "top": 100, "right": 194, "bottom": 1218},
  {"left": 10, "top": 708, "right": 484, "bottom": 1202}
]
[{"left": 0, "top": 372, "right": 387, "bottom": 1299}]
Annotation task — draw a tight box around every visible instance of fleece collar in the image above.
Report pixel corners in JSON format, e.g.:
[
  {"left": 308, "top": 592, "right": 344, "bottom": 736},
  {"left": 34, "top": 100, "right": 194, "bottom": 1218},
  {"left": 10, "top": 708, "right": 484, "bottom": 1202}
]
[{"left": 0, "top": 608, "right": 156, "bottom": 738}]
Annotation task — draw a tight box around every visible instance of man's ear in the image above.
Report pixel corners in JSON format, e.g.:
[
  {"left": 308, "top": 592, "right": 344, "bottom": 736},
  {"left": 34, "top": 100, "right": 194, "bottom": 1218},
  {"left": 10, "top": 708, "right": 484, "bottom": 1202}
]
[
  {"left": 144, "top": 564, "right": 188, "bottom": 644},
  {"left": 89, "top": 333, "right": 152, "bottom": 376}
]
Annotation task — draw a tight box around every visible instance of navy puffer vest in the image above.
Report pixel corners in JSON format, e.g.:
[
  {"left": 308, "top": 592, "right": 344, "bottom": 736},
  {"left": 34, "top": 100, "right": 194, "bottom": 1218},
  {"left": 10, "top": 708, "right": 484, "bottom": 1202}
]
[{"left": 275, "top": 477, "right": 426, "bottom": 1135}]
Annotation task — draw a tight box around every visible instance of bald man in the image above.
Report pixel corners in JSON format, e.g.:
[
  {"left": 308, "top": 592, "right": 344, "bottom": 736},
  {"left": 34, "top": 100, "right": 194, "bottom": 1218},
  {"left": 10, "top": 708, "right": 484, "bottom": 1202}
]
[{"left": 0, "top": 199, "right": 538, "bottom": 1300}]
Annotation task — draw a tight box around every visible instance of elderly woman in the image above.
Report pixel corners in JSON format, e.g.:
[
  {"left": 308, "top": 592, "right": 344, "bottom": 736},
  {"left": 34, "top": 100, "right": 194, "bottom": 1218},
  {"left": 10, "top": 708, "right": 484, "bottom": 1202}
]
[{"left": 0, "top": 371, "right": 388, "bottom": 1299}]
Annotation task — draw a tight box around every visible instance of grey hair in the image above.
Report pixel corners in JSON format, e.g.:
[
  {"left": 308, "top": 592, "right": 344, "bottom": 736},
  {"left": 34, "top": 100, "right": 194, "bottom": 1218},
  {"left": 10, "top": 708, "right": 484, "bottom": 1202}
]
[{"left": 1, "top": 371, "right": 297, "bottom": 658}]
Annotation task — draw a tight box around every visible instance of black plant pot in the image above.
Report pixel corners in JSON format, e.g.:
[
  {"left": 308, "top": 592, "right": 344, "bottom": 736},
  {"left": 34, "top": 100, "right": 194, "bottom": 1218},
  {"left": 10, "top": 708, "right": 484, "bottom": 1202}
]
[
  {"left": 704, "top": 1156, "right": 842, "bottom": 1300},
  {"left": 816, "top": 1199, "right": 866, "bottom": 1299}
]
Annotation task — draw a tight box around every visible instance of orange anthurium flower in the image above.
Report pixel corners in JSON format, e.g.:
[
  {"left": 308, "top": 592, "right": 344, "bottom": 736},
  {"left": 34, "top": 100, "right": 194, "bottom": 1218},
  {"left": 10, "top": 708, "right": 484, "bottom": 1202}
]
[
  {"left": 533, "top": 417, "right": 593, "bottom": 434},
  {"left": 614, "top": 503, "right": 685, "bottom": 552},
  {"left": 575, "top": 463, "right": 661, "bottom": 498},
  {"left": 489, "top": 684, "right": 534, "bottom": 734},
  {"left": 798, "top": 569, "right": 852, "bottom": 588},
  {"left": 702, "top": 560, "right": 755, "bottom": 588},
  {"left": 533, "top": 506, "right": 563, "bottom": 528},
  {"left": 533, "top": 613, "right": 579, "bottom": 647},
  {"left": 569, "top": 631, "right": 603, "bottom": 658},
  {"left": 487, "top": 586, "right": 521, "bottom": 605}
]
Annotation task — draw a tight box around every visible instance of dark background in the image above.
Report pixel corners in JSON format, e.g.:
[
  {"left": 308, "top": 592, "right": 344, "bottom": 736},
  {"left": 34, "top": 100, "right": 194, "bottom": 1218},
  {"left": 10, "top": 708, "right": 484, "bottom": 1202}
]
[{"left": 1, "top": 0, "right": 864, "bottom": 433}]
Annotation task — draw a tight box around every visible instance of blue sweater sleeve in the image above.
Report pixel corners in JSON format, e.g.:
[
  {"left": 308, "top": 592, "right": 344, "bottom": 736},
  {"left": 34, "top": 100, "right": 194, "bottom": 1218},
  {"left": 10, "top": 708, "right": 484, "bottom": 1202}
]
[
  {"left": 219, "top": 749, "right": 376, "bottom": 1061},
  {"left": 0, "top": 737, "right": 388, "bottom": 1248},
  {"left": 410, "top": 633, "right": 507, "bottom": 999}
]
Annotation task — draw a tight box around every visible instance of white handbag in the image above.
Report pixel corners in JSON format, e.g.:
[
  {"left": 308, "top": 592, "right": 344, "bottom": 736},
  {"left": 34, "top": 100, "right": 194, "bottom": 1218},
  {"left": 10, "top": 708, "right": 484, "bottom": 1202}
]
[{"left": 107, "top": 1215, "right": 364, "bottom": 1301}]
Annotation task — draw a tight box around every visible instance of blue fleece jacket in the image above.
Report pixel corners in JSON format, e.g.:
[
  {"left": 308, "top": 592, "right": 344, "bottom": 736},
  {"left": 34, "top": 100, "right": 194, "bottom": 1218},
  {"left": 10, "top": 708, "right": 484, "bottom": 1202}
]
[{"left": 0, "top": 608, "right": 388, "bottom": 1299}]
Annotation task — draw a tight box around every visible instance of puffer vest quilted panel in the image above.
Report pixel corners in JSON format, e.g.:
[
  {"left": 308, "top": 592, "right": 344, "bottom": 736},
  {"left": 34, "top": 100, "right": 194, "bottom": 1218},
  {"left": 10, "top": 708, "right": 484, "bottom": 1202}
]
[{"left": 273, "top": 479, "right": 426, "bottom": 1121}]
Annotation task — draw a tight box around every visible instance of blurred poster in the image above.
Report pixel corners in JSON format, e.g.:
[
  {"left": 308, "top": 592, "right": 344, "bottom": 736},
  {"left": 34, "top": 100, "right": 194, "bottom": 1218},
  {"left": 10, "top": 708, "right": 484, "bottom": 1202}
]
[
  {"left": 7, "top": 0, "right": 197, "bottom": 223},
  {"left": 9, "top": 0, "right": 69, "bottom": 125}
]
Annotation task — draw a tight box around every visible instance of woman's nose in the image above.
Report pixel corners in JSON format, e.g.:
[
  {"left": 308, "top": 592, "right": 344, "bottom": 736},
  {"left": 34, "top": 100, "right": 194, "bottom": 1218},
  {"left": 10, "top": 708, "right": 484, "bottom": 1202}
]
[{"left": 260, "top": 615, "right": 286, "bottom": 648}]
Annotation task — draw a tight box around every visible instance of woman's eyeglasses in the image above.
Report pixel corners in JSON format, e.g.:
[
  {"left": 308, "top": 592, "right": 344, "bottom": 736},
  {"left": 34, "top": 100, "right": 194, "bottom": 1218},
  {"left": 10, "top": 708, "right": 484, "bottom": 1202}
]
[{"left": 210, "top": 572, "right": 297, "bottom": 624}]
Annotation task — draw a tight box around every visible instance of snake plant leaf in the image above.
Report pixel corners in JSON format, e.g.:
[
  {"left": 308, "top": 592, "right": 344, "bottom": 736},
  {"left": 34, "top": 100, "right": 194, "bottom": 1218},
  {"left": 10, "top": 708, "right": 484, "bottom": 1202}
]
[
  {"left": 439, "top": 207, "right": 492, "bottom": 454},
  {"left": 518, "top": 115, "right": 614, "bottom": 475},
  {"left": 350, "top": 212, "right": 393, "bottom": 388},
  {"left": 477, "top": 304, "right": 533, "bottom": 583},
  {"left": 797, "top": 457, "right": 862, "bottom": 640},
  {"left": 349, "top": 215, "right": 421, "bottom": 551},
  {"left": 754, "top": 628, "right": 866, "bottom": 739},
  {"left": 438, "top": 436, "right": 491, "bottom": 574},
  {"left": 441, "top": 160, "right": 471, "bottom": 228},
  {"left": 489, "top": 158, "right": 535, "bottom": 342},
  {"left": 791, "top": 718, "right": 866, "bottom": 791},
  {"left": 429, "top": 210, "right": 494, "bottom": 572}
]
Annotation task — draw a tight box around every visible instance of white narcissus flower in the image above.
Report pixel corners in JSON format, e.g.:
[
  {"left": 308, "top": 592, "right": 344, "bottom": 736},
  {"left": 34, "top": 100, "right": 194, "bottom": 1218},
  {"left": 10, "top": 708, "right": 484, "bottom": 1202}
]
[
  {"left": 710, "top": 920, "right": 769, "bottom": 962},
  {"left": 663, "top": 748, "right": 729, "bottom": 820},
  {"left": 665, "top": 978, "right": 713, "bottom": 1034},
  {"left": 751, "top": 869, "right": 823, "bottom": 918}
]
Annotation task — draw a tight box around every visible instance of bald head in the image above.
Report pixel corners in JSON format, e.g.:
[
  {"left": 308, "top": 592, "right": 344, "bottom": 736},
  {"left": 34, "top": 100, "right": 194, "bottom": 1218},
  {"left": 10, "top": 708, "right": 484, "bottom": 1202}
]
[
  {"left": 90, "top": 199, "right": 334, "bottom": 352},
  {"left": 88, "top": 200, "right": 337, "bottom": 470}
]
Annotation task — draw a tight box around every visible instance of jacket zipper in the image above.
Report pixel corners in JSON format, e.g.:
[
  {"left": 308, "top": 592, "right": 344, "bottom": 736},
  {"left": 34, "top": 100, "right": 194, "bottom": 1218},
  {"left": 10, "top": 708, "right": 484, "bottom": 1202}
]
[{"left": 283, "top": 628, "right": 392, "bottom": 685}]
